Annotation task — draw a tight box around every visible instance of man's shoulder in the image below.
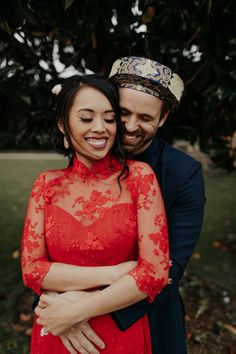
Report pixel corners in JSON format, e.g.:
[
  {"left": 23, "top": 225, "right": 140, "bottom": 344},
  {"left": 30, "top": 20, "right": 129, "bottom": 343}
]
[
  {"left": 161, "top": 141, "right": 198, "bottom": 163},
  {"left": 160, "top": 140, "right": 201, "bottom": 176},
  {"left": 155, "top": 140, "right": 205, "bottom": 209}
]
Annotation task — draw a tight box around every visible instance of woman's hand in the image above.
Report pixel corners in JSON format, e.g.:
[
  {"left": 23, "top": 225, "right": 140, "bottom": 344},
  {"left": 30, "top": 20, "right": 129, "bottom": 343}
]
[
  {"left": 35, "top": 294, "right": 79, "bottom": 335},
  {"left": 37, "top": 291, "right": 105, "bottom": 352},
  {"left": 38, "top": 291, "right": 59, "bottom": 309}
]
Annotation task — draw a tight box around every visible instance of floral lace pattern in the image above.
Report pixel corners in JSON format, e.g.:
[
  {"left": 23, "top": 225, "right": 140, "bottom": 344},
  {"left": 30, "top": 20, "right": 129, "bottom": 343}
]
[{"left": 21, "top": 153, "right": 169, "bottom": 353}]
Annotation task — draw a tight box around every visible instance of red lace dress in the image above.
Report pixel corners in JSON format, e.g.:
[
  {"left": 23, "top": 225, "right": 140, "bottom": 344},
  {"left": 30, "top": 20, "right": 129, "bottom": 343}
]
[{"left": 21, "top": 153, "right": 169, "bottom": 354}]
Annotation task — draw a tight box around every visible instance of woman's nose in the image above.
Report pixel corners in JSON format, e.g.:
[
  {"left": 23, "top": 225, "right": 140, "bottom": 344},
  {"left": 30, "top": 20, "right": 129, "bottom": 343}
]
[{"left": 91, "top": 117, "right": 106, "bottom": 132}]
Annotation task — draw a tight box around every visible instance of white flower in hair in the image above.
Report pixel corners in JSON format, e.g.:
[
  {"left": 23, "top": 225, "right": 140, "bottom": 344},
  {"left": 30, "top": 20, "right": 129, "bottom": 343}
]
[{"left": 51, "top": 84, "right": 62, "bottom": 95}]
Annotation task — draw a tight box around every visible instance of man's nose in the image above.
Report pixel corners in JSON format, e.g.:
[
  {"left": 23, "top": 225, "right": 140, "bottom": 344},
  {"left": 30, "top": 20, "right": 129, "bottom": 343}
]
[
  {"left": 123, "top": 114, "right": 138, "bottom": 133},
  {"left": 91, "top": 117, "right": 106, "bottom": 132}
]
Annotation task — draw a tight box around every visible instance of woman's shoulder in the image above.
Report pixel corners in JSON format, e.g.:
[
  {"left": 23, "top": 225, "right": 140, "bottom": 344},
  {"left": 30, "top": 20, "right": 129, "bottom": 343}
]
[
  {"left": 127, "top": 159, "right": 154, "bottom": 175},
  {"left": 125, "top": 160, "right": 158, "bottom": 193},
  {"left": 34, "top": 167, "right": 70, "bottom": 184}
]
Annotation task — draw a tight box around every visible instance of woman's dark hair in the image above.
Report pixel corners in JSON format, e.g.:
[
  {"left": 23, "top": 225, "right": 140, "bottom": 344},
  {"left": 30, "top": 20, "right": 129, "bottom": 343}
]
[{"left": 51, "top": 74, "right": 128, "bottom": 184}]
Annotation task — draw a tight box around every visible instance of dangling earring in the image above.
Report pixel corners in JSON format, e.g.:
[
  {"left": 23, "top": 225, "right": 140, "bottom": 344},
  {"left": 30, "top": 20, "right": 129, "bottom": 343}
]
[{"left": 64, "top": 136, "right": 69, "bottom": 149}]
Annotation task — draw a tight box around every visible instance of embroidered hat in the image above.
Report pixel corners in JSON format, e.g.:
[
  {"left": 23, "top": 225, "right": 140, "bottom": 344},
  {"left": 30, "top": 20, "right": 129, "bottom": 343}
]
[{"left": 109, "top": 56, "right": 184, "bottom": 110}]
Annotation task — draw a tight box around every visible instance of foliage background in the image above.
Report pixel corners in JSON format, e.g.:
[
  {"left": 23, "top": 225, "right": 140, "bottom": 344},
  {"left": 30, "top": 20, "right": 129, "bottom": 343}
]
[
  {"left": 0, "top": 1, "right": 236, "bottom": 352},
  {"left": 0, "top": 0, "right": 236, "bottom": 168}
]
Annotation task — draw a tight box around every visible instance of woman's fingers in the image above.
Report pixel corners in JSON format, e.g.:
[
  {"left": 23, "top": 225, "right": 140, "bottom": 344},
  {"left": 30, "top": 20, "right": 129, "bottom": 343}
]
[
  {"left": 38, "top": 300, "right": 48, "bottom": 309},
  {"left": 44, "top": 291, "right": 58, "bottom": 296},
  {"left": 40, "top": 294, "right": 52, "bottom": 304},
  {"left": 34, "top": 306, "right": 41, "bottom": 317}
]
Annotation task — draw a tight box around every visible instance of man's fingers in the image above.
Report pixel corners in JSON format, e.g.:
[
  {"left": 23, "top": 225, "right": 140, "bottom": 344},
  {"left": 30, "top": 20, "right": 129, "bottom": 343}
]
[
  {"left": 67, "top": 334, "right": 91, "bottom": 354},
  {"left": 81, "top": 322, "right": 105, "bottom": 350},
  {"left": 60, "top": 321, "right": 105, "bottom": 354},
  {"left": 60, "top": 336, "right": 77, "bottom": 354},
  {"left": 74, "top": 331, "right": 99, "bottom": 354}
]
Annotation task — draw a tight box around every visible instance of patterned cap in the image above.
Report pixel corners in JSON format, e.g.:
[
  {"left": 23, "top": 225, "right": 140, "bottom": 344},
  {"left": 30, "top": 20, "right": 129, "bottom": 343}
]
[{"left": 109, "top": 56, "right": 184, "bottom": 110}]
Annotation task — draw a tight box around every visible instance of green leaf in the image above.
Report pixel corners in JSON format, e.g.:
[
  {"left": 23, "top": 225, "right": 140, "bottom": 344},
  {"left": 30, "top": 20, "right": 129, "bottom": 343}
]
[
  {"left": 0, "top": 65, "right": 18, "bottom": 79},
  {"left": 0, "top": 81, "right": 31, "bottom": 106},
  {"left": 61, "top": 0, "right": 74, "bottom": 10},
  {"left": 0, "top": 19, "right": 11, "bottom": 33}
]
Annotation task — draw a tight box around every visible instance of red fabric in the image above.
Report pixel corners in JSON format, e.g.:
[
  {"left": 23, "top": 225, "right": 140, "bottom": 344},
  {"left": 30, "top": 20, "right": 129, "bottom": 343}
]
[{"left": 21, "top": 154, "right": 169, "bottom": 353}]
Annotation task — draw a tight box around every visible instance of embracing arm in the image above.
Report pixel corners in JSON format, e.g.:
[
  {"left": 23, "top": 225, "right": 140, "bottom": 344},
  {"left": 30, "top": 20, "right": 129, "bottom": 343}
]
[
  {"left": 36, "top": 164, "right": 170, "bottom": 334},
  {"left": 112, "top": 161, "right": 205, "bottom": 330},
  {"left": 21, "top": 172, "right": 135, "bottom": 295},
  {"left": 40, "top": 262, "right": 136, "bottom": 292}
]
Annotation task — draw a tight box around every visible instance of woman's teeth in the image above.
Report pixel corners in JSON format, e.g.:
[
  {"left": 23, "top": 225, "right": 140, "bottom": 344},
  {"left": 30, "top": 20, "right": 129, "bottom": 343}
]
[{"left": 86, "top": 138, "right": 106, "bottom": 147}]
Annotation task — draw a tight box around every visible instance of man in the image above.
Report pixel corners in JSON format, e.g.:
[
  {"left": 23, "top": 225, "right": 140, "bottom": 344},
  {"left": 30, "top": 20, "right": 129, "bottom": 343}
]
[
  {"left": 42, "top": 57, "right": 205, "bottom": 354},
  {"left": 107, "top": 56, "right": 205, "bottom": 353}
]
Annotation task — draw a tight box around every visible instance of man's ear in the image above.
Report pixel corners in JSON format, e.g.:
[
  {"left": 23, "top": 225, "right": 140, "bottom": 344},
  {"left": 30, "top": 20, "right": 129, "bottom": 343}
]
[
  {"left": 159, "top": 111, "right": 169, "bottom": 127},
  {"left": 57, "top": 120, "right": 65, "bottom": 134}
]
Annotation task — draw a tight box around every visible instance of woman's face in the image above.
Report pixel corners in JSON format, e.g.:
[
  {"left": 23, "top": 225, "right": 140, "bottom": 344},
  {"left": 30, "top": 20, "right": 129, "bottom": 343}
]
[{"left": 67, "top": 85, "right": 117, "bottom": 167}]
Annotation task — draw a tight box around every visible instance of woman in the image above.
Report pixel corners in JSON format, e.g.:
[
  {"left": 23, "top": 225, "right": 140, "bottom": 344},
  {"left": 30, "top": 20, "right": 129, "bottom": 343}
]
[{"left": 21, "top": 75, "right": 169, "bottom": 353}]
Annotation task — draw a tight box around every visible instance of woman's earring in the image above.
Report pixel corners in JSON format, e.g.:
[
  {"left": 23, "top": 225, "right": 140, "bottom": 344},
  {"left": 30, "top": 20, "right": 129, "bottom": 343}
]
[{"left": 64, "top": 136, "right": 69, "bottom": 149}]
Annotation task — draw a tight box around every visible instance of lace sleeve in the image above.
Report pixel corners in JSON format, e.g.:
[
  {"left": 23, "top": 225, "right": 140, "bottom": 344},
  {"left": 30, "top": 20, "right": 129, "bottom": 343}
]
[
  {"left": 128, "top": 163, "right": 169, "bottom": 302},
  {"left": 21, "top": 172, "right": 51, "bottom": 295}
]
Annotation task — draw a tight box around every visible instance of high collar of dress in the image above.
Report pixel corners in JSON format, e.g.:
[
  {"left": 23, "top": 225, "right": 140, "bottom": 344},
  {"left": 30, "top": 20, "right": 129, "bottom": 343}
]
[{"left": 72, "top": 153, "right": 122, "bottom": 179}]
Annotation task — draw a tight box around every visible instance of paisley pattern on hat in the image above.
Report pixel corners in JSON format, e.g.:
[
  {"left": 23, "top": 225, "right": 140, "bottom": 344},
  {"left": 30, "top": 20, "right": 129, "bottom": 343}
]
[{"left": 109, "top": 56, "right": 184, "bottom": 110}]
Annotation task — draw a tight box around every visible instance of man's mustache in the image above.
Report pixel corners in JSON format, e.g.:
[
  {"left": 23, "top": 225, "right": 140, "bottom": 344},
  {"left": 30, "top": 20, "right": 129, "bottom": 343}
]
[{"left": 121, "top": 124, "right": 143, "bottom": 136}]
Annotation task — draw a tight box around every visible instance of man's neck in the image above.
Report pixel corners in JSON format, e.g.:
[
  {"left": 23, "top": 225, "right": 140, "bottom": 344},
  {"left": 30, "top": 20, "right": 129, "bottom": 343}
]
[{"left": 126, "top": 138, "right": 158, "bottom": 163}]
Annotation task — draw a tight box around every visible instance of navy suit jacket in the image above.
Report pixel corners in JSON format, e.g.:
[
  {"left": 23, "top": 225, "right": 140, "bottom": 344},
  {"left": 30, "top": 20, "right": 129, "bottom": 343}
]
[{"left": 112, "top": 138, "right": 205, "bottom": 354}]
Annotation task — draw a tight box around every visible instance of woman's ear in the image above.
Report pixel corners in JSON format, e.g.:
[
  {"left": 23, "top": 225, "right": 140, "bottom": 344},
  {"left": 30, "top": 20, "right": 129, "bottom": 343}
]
[{"left": 57, "top": 120, "right": 65, "bottom": 134}]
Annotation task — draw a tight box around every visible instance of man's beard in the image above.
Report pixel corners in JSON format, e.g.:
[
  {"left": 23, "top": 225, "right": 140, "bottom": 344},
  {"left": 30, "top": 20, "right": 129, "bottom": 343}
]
[{"left": 121, "top": 126, "right": 155, "bottom": 156}]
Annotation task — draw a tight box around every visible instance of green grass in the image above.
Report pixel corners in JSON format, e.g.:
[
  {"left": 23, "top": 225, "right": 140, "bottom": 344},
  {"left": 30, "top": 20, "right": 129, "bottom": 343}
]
[
  {"left": 189, "top": 171, "right": 236, "bottom": 293},
  {"left": 0, "top": 158, "right": 66, "bottom": 353},
  {"left": 0, "top": 157, "right": 235, "bottom": 353}
]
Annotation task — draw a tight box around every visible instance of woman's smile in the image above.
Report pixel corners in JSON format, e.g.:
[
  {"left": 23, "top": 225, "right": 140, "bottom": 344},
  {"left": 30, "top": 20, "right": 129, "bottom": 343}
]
[
  {"left": 86, "top": 137, "right": 108, "bottom": 149},
  {"left": 67, "top": 85, "right": 117, "bottom": 167}
]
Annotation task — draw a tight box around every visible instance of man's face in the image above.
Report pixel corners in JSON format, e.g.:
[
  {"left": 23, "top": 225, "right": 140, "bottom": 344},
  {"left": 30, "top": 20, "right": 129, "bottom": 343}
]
[{"left": 119, "top": 88, "right": 169, "bottom": 155}]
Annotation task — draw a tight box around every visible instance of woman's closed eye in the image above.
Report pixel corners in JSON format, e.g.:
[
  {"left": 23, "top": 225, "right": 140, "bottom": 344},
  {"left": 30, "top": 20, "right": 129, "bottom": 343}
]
[
  {"left": 79, "top": 117, "right": 93, "bottom": 122},
  {"left": 104, "top": 117, "right": 116, "bottom": 123}
]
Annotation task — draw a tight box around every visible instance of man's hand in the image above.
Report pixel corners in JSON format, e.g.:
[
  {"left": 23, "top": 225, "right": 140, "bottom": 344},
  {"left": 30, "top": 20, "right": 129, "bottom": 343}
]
[{"left": 60, "top": 322, "right": 105, "bottom": 354}]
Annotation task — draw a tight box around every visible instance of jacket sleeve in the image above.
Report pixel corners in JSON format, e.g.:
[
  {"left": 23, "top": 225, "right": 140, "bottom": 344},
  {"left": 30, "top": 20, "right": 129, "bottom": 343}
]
[
  {"left": 167, "top": 162, "right": 205, "bottom": 282},
  {"left": 21, "top": 172, "right": 51, "bottom": 295},
  {"left": 112, "top": 161, "right": 205, "bottom": 330}
]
